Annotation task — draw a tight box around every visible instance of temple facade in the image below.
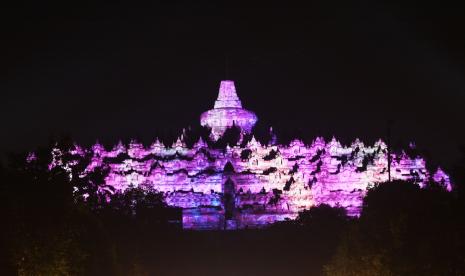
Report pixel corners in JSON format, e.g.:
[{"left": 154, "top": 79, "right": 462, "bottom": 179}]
[{"left": 46, "top": 80, "right": 452, "bottom": 230}]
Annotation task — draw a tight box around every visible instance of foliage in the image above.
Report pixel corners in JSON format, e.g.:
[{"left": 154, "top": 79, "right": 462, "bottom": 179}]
[
  {"left": 324, "top": 180, "right": 465, "bottom": 275},
  {"left": 214, "top": 124, "right": 241, "bottom": 149},
  {"left": 0, "top": 144, "right": 181, "bottom": 275}
]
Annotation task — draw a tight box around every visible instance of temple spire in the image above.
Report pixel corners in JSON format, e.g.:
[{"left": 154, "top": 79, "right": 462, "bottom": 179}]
[
  {"left": 214, "top": 80, "right": 242, "bottom": 108},
  {"left": 201, "top": 80, "right": 258, "bottom": 140}
]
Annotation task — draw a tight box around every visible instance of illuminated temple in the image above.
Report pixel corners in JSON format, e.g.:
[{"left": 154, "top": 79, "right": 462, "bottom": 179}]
[{"left": 46, "top": 80, "right": 452, "bottom": 230}]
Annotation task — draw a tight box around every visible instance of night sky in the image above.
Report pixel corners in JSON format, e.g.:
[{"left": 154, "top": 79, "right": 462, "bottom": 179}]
[{"left": 1, "top": 1, "right": 464, "bottom": 169}]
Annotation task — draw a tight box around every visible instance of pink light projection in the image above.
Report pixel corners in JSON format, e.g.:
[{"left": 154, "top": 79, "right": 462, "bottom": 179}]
[
  {"left": 433, "top": 167, "right": 452, "bottom": 191},
  {"left": 200, "top": 80, "right": 257, "bottom": 140},
  {"left": 42, "top": 80, "right": 452, "bottom": 230}
]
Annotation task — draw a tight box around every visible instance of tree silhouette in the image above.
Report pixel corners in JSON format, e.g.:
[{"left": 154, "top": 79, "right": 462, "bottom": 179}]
[
  {"left": 325, "top": 180, "right": 464, "bottom": 275},
  {"left": 214, "top": 124, "right": 241, "bottom": 149}
]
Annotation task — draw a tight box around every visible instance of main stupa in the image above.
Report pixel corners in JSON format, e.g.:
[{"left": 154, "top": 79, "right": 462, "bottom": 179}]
[{"left": 200, "top": 80, "right": 257, "bottom": 139}]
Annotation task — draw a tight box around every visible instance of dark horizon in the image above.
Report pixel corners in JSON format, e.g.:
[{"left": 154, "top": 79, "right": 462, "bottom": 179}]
[{"left": 2, "top": 1, "right": 464, "bottom": 170}]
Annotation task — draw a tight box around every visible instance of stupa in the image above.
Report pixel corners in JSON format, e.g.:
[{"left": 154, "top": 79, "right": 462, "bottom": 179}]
[{"left": 200, "top": 80, "right": 257, "bottom": 140}]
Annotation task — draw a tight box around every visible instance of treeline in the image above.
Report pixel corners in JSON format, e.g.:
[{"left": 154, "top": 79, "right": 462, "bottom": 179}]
[
  {"left": 310, "top": 181, "right": 465, "bottom": 275},
  {"left": 0, "top": 150, "right": 182, "bottom": 275},
  {"left": 1, "top": 145, "right": 465, "bottom": 275}
]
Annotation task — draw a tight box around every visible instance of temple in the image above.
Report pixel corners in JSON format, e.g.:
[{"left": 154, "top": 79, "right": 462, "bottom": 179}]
[{"left": 44, "top": 80, "right": 452, "bottom": 230}]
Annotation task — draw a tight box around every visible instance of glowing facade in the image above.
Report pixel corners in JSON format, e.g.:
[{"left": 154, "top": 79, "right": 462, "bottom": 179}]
[
  {"left": 45, "top": 80, "right": 452, "bottom": 230},
  {"left": 200, "top": 80, "right": 257, "bottom": 140}
]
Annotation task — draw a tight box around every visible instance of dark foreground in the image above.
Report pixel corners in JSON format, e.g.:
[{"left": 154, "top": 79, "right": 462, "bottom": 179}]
[{"left": 122, "top": 229, "right": 334, "bottom": 276}]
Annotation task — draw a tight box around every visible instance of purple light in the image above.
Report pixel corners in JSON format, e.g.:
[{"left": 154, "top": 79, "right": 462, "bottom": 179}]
[
  {"left": 200, "top": 80, "right": 257, "bottom": 140},
  {"left": 45, "top": 80, "right": 453, "bottom": 229},
  {"left": 26, "top": 152, "right": 37, "bottom": 163},
  {"left": 433, "top": 167, "right": 452, "bottom": 191}
]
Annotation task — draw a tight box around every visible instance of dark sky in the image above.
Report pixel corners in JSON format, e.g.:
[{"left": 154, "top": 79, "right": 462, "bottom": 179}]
[{"left": 1, "top": 1, "right": 464, "bottom": 169}]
